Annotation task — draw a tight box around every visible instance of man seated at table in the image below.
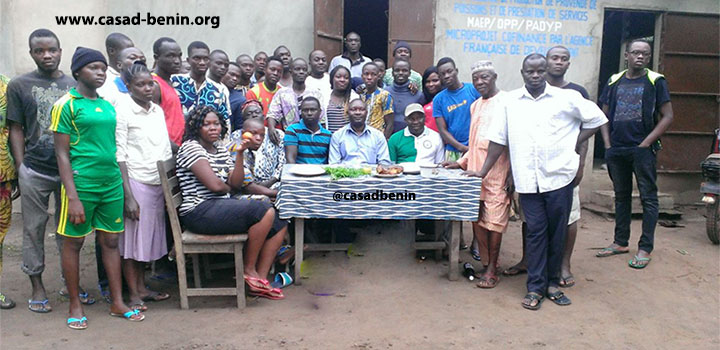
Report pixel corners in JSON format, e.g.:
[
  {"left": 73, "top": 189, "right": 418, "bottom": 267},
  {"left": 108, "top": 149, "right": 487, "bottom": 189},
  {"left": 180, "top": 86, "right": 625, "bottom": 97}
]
[
  {"left": 285, "top": 97, "right": 332, "bottom": 164},
  {"left": 329, "top": 99, "right": 391, "bottom": 165},
  {"left": 228, "top": 118, "right": 284, "bottom": 201},
  {"left": 388, "top": 103, "right": 445, "bottom": 164}
]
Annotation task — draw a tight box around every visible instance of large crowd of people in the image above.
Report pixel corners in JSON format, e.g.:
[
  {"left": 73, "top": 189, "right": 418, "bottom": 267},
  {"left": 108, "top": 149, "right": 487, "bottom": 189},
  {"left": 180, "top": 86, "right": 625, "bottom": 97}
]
[{"left": 0, "top": 28, "right": 673, "bottom": 329}]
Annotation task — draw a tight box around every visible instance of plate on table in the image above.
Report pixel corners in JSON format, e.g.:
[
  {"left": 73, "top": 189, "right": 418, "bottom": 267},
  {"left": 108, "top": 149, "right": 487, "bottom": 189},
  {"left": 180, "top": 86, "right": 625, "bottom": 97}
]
[
  {"left": 372, "top": 173, "right": 401, "bottom": 178},
  {"left": 289, "top": 164, "right": 326, "bottom": 177},
  {"left": 418, "top": 163, "right": 440, "bottom": 168},
  {"left": 398, "top": 163, "right": 421, "bottom": 174}
]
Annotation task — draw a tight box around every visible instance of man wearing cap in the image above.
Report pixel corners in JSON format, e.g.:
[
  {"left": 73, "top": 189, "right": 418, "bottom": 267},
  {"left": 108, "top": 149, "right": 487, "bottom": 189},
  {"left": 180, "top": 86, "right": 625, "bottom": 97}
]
[
  {"left": 444, "top": 60, "right": 509, "bottom": 288},
  {"left": 383, "top": 41, "right": 423, "bottom": 92},
  {"left": 388, "top": 103, "right": 444, "bottom": 164}
]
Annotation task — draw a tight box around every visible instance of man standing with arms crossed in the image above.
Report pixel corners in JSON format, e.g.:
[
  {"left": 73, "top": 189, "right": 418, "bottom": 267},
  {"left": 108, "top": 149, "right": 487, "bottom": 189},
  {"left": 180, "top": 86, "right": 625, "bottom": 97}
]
[
  {"left": 595, "top": 39, "right": 673, "bottom": 269},
  {"left": 477, "top": 54, "right": 606, "bottom": 310}
]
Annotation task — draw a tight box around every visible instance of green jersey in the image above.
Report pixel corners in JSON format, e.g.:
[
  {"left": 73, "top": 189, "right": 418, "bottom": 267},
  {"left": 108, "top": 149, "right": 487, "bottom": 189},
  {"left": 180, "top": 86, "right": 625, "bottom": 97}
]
[{"left": 49, "top": 88, "right": 121, "bottom": 192}]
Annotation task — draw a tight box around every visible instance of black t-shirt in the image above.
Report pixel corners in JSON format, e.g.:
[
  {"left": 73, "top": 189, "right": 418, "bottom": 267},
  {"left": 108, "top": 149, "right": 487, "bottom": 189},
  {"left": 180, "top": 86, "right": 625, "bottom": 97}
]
[
  {"left": 600, "top": 74, "right": 670, "bottom": 147},
  {"left": 563, "top": 82, "right": 590, "bottom": 100},
  {"left": 6, "top": 70, "right": 75, "bottom": 175}
]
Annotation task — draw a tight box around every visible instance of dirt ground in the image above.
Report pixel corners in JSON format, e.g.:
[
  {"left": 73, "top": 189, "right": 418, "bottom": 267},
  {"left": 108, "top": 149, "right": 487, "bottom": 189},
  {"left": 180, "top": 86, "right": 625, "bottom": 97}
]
[{"left": 0, "top": 205, "right": 718, "bottom": 350}]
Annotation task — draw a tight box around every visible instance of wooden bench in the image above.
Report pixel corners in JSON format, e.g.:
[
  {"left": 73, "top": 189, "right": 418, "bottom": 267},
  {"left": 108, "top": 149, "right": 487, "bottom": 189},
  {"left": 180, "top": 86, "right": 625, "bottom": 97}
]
[{"left": 157, "top": 158, "right": 248, "bottom": 309}]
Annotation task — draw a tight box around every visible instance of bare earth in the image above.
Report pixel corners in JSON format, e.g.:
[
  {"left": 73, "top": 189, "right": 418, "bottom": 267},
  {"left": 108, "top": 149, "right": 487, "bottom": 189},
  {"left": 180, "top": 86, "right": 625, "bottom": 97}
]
[{"left": 0, "top": 206, "right": 718, "bottom": 350}]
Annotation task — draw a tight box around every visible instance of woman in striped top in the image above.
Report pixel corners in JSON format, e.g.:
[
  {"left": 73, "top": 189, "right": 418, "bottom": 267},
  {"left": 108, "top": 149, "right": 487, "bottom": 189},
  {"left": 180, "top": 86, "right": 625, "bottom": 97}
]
[
  {"left": 322, "top": 65, "right": 358, "bottom": 132},
  {"left": 176, "top": 105, "right": 287, "bottom": 300}
]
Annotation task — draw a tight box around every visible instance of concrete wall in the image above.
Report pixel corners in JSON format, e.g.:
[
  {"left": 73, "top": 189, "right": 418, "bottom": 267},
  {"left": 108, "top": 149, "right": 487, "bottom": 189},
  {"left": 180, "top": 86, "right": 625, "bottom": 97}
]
[
  {"left": 0, "top": 0, "right": 314, "bottom": 76},
  {"left": 434, "top": 0, "right": 719, "bottom": 204}
]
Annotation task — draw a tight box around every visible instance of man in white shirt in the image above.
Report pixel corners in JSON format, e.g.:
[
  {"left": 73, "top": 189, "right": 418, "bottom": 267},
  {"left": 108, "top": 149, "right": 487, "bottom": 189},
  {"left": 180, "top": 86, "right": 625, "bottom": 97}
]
[
  {"left": 328, "top": 32, "right": 372, "bottom": 79},
  {"left": 98, "top": 32, "right": 133, "bottom": 98},
  {"left": 476, "top": 53, "right": 607, "bottom": 310},
  {"left": 306, "top": 50, "right": 331, "bottom": 100}
]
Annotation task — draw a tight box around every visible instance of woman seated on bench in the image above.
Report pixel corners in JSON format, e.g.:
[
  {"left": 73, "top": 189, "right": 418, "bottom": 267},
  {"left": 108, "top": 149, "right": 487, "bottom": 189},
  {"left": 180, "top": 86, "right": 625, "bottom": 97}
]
[{"left": 176, "top": 105, "right": 287, "bottom": 300}]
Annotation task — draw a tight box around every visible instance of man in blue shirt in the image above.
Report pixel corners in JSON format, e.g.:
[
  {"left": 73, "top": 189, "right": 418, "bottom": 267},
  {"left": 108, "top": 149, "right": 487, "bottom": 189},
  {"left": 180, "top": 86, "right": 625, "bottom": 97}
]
[
  {"left": 385, "top": 59, "right": 424, "bottom": 134},
  {"left": 222, "top": 62, "right": 246, "bottom": 131},
  {"left": 433, "top": 57, "right": 481, "bottom": 161},
  {"left": 285, "top": 97, "right": 332, "bottom": 164},
  {"left": 329, "top": 99, "right": 391, "bottom": 165}
]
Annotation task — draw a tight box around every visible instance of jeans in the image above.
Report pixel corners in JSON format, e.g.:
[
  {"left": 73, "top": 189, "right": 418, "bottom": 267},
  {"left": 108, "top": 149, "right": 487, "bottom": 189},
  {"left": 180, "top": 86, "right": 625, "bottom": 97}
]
[
  {"left": 606, "top": 146, "right": 659, "bottom": 253},
  {"left": 17, "top": 163, "right": 63, "bottom": 276},
  {"left": 519, "top": 183, "right": 573, "bottom": 295}
]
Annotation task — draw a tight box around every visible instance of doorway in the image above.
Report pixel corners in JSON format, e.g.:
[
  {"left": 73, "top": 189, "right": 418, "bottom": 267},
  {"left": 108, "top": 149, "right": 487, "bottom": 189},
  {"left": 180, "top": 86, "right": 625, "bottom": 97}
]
[
  {"left": 594, "top": 9, "right": 657, "bottom": 167},
  {"left": 343, "top": 0, "right": 389, "bottom": 63}
]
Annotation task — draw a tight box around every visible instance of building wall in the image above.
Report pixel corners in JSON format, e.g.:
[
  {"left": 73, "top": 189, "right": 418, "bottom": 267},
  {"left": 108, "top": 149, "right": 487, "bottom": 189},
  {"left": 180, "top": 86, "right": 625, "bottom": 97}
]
[
  {"left": 0, "top": 0, "right": 314, "bottom": 76},
  {"left": 434, "top": 0, "right": 719, "bottom": 204}
]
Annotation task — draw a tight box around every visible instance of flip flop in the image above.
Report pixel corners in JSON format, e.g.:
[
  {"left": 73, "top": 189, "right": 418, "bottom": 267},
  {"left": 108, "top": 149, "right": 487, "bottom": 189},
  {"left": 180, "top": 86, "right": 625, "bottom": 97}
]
[
  {"left": 471, "top": 248, "right": 482, "bottom": 262},
  {"left": 244, "top": 275, "right": 271, "bottom": 293},
  {"left": 502, "top": 266, "right": 527, "bottom": 276},
  {"left": 547, "top": 291, "right": 572, "bottom": 306},
  {"left": 248, "top": 288, "right": 284, "bottom": 300},
  {"left": 521, "top": 292, "right": 544, "bottom": 311},
  {"left": 628, "top": 255, "right": 652, "bottom": 269},
  {"left": 141, "top": 291, "right": 170, "bottom": 302},
  {"left": 28, "top": 299, "right": 52, "bottom": 313},
  {"left": 110, "top": 309, "right": 145, "bottom": 322},
  {"left": 130, "top": 302, "right": 148, "bottom": 312},
  {"left": 596, "top": 246, "right": 629, "bottom": 258},
  {"left": 270, "top": 272, "right": 293, "bottom": 289},
  {"left": 67, "top": 316, "right": 88, "bottom": 330},
  {"left": 476, "top": 275, "right": 500, "bottom": 289},
  {"left": 559, "top": 275, "right": 576, "bottom": 288},
  {"left": 59, "top": 290, "right": 96, "bottom": 305}
]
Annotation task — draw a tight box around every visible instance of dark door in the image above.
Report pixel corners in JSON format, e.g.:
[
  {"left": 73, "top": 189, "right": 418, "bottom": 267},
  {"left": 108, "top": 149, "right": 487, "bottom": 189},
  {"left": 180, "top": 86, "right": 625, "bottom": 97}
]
[
  {"left": 388, "top": 0, "right": 436, "bottom": 73},
  {"left": 314, "top": 0, "right": 344, "bottom": 58},
  {"left": 657, "top": 13, "right": 720, "bottom": 172}
]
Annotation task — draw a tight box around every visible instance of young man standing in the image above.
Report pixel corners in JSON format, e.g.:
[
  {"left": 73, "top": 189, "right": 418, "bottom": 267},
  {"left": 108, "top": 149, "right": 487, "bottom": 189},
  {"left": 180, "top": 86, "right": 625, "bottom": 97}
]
[
  {"left": 6, "top": 29, "right": 85, "bottom": 313},
  {"left": 151, "top": 37, "right": 184, "bottom": 149},
  {"left": 172, "top": 42, "right": 230, "bottom": 124},
  {"left": 306, "top": 50, "right": 330, "bottom": 100},
  {"left": 328, "top": 32, "right": 371, "bottom": 79},
  {"left": 222, "top": 62, "right": 247, "bottom": 131},
  {"left": 388, "top": 104, "right": 444, "bottom": 164},
  {"left": 97, "top": 32, "right": 133, "bottom": 98},
  {"left": 250, "top": 51, "right": 267, "bottom": 84},
  {"left": 234, "top": 54, "right": 255, "bottom": 95},
  {"left": 433, "top": 57, "right": 481, "bottom": 161},
  {"left": 383, "top": 41, "right": 422, "bottom": 92},
  {"left": 284, "top": 97, "right": 332, "bottom": 164},
  {"left": 596, "top": 40, "right": 673, "bottom": 269},
  {"left": 385, "top": 60, "right": 423, "bottom": 136},
  {"left": 360, "top": 62, "right": 394, "bottom": 138},
  {"left": 273, "top": 45, "right": 293, "bottom": 88},
  {"left": 477, "top": 54, "right": 607, "bottom": 310},
  {"left": 206, "top": 50, "right": 233, "bottom": 131},
  {"left": 246, "top": 56, "right": 283, "bottom": 117},
  {"left": 267, "top": 58, "right": 322, "bottom": 141}
]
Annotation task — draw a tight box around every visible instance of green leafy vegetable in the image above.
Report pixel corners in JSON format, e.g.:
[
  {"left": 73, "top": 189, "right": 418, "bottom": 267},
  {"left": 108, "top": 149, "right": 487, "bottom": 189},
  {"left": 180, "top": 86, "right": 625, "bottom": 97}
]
[{"left": 323, "top": 167, "right": 369, "bottom": 180}]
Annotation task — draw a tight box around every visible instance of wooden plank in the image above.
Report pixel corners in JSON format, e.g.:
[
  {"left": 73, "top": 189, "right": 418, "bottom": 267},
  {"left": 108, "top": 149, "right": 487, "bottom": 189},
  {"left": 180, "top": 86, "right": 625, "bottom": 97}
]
[
  {"left": 176, "top": 251, "right": 189, "bottom": 310},
  {"left": 234, "top": 243, "right": 246, "bottom": 309},
  {"left": 294, "top": 218, "right": 304, "bottom": 286},
  {"left": 186, "top": 288, "right": 238, "bottom": 297},
  {"left": 184, "top": 244, "right": 235, "bottom": 254},
  {"left": 448, "top": 221, "right": 461, "bottom": 281},
  {"left": 192, "top": 254, "right": 201, "bottom": 288}
]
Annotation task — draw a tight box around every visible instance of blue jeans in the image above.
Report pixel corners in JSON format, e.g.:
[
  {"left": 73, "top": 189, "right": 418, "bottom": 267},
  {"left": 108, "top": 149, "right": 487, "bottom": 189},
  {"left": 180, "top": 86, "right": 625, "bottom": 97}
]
[
  {"left": 519, "top": 183, "right": 573, "bottom": 295},
  {"left": 606, "top": 146, "right": 658, "bottom": 253}
]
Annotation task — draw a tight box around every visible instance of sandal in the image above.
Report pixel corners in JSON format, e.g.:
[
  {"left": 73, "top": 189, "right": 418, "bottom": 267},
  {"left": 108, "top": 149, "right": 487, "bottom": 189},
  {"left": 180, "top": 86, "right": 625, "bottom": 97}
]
[
  {"left": 471, "top": 248, "right": 482, "bottom": 262},
  {"left": 559, "top": 275, "right": 576, "bottom": 288},
  {"left": 270, "top": 272, "right": 293, "bottom": 289},
  {"left": 249, "top": 288, "right": 284, "bottom": 300},
  {"left": 28, "top": 299, "right": 52, "bottom": 313},
  {"left": 596, "top": 246, "right": 629, "bottom": 258},
  {"left": 547, "top": 290, "right": 572, "bottom": 306},
  {"left": 141, "top": 291, "right": 170, "bottom": 302},
  {"left": 67, "top": 316, "right": 88, "bottom": 330},
  {"left": 244, "top": 275, "right": 271, "bottom": 293},
  {"left": 476, "top": 275, "right": 500, "bottom": 289},
  {"left": 0, "top": 292, "right": 16, "bottom": 309},
  {"left": 628, "top": 255, "right": 652, "bottom": 269},
  {"left": 502, "top": 265, "right": 527, "bottom": 276},
  {"left": 110, "top": 309, "right": 145, "bottom": 322},
  {"left": 521, "top": 292, "right": 544, "bottom": 310},
  {"left": 59, "top": 290, "right": 96, "bottom": 305},
  {"left": 130, "top": 302, "right": 148, "bottom": 312}
]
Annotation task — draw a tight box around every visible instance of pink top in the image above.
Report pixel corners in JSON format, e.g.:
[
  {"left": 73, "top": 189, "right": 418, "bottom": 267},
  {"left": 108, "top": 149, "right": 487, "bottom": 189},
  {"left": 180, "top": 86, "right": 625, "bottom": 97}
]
[
  {"left": 423, "top": 101, "right": 439, "bottom": 132},
  {"left": 153, "top": 74, "right": 185, "bottom": 145}
]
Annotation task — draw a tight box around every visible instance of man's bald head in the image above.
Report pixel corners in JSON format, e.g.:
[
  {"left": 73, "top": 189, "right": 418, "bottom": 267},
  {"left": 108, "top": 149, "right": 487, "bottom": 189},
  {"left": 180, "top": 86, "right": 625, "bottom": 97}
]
[
  {"left": 105, "top": 32, "right": 134, "bottom": 66},
  {"left": 117, "top": 47, "right": 146, "bottom": 72}
]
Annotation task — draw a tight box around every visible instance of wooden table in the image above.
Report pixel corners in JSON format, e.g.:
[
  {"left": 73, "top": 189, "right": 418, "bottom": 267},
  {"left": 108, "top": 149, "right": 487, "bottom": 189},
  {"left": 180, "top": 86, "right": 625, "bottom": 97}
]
[{"left": 276, "top": 164, "right": 482, "bottom": 284}]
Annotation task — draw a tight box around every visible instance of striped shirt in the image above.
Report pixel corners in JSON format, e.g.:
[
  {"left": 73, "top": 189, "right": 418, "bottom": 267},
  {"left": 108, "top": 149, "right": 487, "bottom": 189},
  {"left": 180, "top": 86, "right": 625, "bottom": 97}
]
[
  {"left": 325, "top": 104, "right": 347, "bottom": 133},
  {"left": 176, "top": 140, "right": 234, "bottom": 215},
  {"left": 284, "top": 120, "right": 332, "bottom": 164}
]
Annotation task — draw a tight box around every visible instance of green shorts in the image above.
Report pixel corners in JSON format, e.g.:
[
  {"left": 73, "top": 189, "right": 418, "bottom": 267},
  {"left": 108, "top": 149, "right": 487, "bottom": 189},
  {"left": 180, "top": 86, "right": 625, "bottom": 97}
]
[{"left": 57, "top": 184, "right": 124, "bottom": 238}]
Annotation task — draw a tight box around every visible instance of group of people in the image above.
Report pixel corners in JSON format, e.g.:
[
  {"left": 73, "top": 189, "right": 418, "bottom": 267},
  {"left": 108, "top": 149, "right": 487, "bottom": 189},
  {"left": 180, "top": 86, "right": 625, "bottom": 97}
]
[{"left": 0, "top": 27, "right": 672, "bottom": 329}]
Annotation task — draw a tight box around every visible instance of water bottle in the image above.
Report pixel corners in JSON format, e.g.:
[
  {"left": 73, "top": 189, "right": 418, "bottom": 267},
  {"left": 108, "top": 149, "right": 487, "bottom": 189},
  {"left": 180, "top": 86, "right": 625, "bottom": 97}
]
[{"left": 462, "top": 262, "right": 475, "bottom": 281}]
